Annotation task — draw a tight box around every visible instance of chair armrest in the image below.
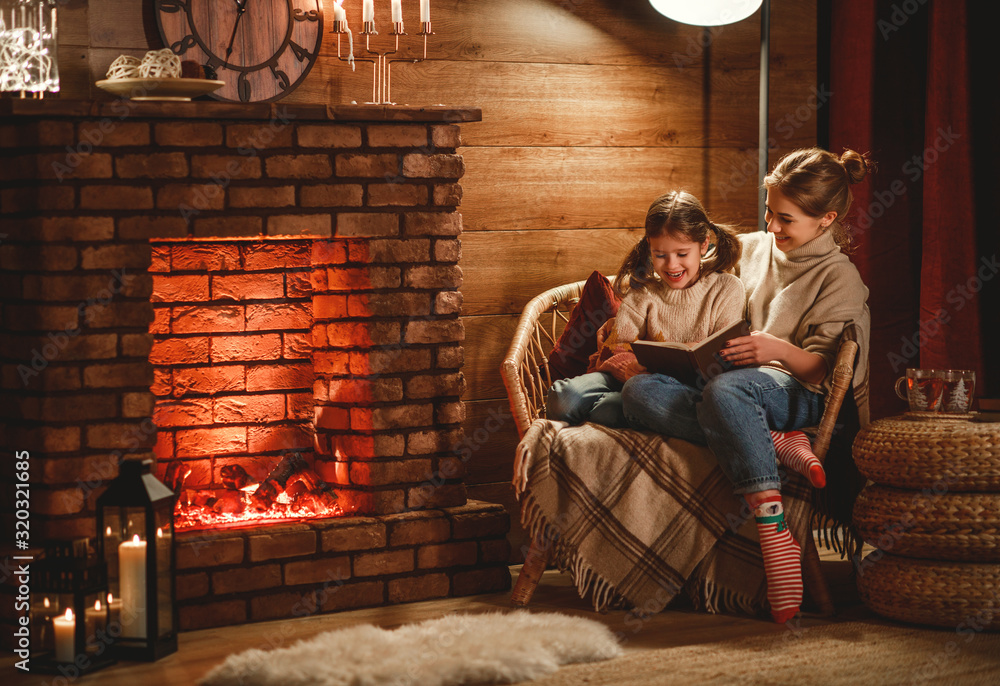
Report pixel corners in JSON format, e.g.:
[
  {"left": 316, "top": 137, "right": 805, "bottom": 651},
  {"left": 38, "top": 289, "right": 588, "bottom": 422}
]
[
  {"left": 501, "top": 280, "right": 588, "bottom": 439},
  {"left": 811, "top": 337, "right": 859, "bottom": 461}
]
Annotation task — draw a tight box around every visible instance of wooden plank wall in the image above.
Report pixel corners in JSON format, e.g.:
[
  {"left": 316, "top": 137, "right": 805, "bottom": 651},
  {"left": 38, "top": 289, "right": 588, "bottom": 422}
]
[{"left": 54, "top": 0, "right": 818, "bottom": 559}]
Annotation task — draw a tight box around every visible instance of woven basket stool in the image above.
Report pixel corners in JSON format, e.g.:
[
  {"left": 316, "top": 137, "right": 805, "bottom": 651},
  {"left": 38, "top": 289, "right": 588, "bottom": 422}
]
[
  {"left": 854, "top": 413, "right": 1000, "bottom": 491},
  {"left": 854, "top": 413, "right": 1000, "bottom": 629},
  {"left": 856, "top": 552, "right": 1000, "bottom": 630},
  {"left": 854, "top": 484, "right": 1000, "bottom": 561}
]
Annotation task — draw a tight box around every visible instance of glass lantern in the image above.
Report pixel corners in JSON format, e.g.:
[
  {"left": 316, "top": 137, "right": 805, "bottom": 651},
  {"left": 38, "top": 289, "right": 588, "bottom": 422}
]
[
  {"left": 0, "top": 0, "right": 60, "bottom": 96},
  {"left": 30, "top": 539, "right": 116, "bottom": 675},
  {"left": 97, "top": 458, "right": 177, "bottom": 661}
]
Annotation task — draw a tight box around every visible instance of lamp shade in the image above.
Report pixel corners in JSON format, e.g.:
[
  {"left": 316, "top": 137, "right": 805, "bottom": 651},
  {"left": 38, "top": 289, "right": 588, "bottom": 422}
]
[{"left": 649, "top": 0, "right": 762, "bottom": 26}]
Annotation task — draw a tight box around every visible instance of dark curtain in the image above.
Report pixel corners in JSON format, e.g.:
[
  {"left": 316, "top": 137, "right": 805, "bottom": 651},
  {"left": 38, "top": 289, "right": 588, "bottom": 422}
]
[{"left": 826, "top": 0, "right": 996, "bottom": 419}]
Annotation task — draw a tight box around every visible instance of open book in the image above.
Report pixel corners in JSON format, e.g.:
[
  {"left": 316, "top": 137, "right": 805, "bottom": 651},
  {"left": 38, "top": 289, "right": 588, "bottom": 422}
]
[{"left": 630, "top": 320, "right": 751, "bottom": 388}]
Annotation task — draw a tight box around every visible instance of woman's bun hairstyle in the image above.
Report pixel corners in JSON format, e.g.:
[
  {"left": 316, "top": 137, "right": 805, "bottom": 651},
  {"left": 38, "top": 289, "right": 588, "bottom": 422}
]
[
  {"left": 840, "top": 149, "right": 874, "bottom": 185},
  {"left": 765, "top": 147, "right": 875, "bottom": 251}
]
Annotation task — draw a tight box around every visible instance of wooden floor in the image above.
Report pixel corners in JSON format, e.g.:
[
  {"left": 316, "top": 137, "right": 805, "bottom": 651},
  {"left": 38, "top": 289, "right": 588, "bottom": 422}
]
[{"left": 8, "top": 546, "right": 881, "bottom": 685}]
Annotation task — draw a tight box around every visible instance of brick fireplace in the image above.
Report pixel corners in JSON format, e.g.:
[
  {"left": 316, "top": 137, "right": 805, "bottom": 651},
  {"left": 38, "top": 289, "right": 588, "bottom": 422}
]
[{"left": 1, "top": 100, "right": 510, "bottom": 631}]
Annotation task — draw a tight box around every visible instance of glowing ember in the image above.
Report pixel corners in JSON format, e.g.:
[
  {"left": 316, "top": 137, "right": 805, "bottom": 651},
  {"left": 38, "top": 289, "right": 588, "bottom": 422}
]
[
  {"left": 174, "top": 493, "right": 343, "bottom": 532},
  {"left": 167, "top": 451, "right": 342, "bottom": 532}
]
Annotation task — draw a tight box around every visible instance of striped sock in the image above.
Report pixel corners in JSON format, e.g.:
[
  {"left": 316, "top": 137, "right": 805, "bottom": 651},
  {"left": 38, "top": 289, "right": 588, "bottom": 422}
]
[
  {"left": 754, "top": 495, "right": 802, "bottom": 624},
  {"left": 771, "top": 430, "right": 826, "bottom": 488}
]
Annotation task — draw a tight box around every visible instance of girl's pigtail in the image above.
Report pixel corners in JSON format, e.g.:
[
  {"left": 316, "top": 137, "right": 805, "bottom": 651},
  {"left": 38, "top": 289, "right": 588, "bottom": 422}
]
[
  {"left": 702, "top": 222, "right": 742, "bottom": 275},
  {"left": 614, "top": 237, "right": 653, "bottom": 299}
]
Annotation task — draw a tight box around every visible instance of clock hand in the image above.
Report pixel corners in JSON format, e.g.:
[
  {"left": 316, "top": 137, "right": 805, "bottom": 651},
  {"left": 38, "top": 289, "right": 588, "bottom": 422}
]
[{"left": 224, "top": 0, "right": 251, "bottom": 66}]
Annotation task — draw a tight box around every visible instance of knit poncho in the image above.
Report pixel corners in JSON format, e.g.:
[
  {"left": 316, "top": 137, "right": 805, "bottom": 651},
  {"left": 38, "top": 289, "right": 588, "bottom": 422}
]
[
  {"left": 737, "top": 230, "right": 870, "bottom": 398},
  {"left": 591, "top": 271, "right": 746, "bottom": 382}
]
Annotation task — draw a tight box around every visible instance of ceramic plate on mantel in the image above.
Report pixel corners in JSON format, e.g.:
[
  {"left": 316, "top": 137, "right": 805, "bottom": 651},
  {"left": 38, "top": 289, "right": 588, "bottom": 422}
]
[{"left": 95, "top": 77, "right": 225, "bottom": 102}]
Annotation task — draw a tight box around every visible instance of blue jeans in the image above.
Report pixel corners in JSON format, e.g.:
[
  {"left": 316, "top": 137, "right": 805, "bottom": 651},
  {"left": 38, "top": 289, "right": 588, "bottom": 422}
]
[
  {"left": 621, "top": 368, "right": 824, "bottom": 494},
  {"left": 547, "top": 372, "right": 627, "bottom": 428}
]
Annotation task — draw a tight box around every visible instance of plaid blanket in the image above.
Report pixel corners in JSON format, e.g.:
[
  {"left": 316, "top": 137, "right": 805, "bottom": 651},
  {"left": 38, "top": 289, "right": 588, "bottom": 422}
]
[{"left": 514, "top": 419, "right": 816, "bottom": 616}]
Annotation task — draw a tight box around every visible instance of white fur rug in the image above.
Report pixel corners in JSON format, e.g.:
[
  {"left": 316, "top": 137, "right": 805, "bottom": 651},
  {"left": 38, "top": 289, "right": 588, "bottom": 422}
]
[{"left": 198, "top": 611, "right": 623, "bottom": 686}]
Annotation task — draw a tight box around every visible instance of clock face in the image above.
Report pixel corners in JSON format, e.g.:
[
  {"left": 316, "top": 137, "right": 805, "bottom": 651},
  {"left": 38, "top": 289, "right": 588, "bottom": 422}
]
[{"left": 156, "top": 0, "right": 323, "bottom": 103}]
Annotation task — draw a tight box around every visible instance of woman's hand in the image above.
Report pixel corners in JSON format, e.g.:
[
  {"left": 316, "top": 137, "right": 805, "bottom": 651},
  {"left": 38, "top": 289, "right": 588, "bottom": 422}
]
[
  {"left": 719, "top": 331, "right": 788, "bottom": 366},
  {"left": 719, "top": 331, "right": 828, "bottom": 385}
]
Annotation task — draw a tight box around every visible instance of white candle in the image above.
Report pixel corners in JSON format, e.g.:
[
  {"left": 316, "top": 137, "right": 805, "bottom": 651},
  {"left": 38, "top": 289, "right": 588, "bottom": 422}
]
[
  {"left": 391, "top": 0, "right": 402, "bottom": 23},
  {"left": 363, "top": 0, "right": 374, "bottom": 22},
  {"left": 84, "top": 599, "right": 104, "bottom": 644},
  {"left": 118, "top": 534, "right": 147, "bottom": 639},
  {"left": 420, "top": 0, "right": 430, "bottom": 23},
  {"left": 53, "top": 609, "right": 75, "bottom": 663},
  {"left": 334, "top": 0, "right": 346, "bottom": 23},
  {"left": 106, "top": 592, "right": 122, "bottom": 628}
]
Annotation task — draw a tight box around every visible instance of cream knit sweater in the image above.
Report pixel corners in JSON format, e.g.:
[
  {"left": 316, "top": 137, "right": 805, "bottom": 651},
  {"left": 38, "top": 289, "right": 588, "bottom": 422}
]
[
  {"left": 591, "top": 271, "right": 746, "bottom": 382},
  {"left": 737, "top": 231, "right": 870, "bottom": 394}
]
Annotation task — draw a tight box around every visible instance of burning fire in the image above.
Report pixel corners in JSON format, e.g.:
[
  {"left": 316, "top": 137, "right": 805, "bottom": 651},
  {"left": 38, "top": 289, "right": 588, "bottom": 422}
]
[{"left": 167, "top": 452, "right": 342, "bottom": 532}]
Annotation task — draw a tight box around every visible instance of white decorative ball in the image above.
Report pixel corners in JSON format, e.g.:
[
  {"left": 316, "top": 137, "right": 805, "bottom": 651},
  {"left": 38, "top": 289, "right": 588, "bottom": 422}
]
[
  {"left": 138, "top": 48, "right": 182, "bottom": 78},
  {"left": 106, "top": 55, "right": 141, "bottom": 80}
]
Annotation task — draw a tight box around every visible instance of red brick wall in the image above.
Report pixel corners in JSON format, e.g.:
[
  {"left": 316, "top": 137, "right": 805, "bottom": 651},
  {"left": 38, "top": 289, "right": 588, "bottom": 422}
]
[
  {"left": 148, "top": 232, "right": 470, "bottom": 518},
  {"left": 310, "top": 229, "right": 467, "bottom": 515},
  {"left": 0, "top": 101, "right": 480, "bottom": 538},
  {"left": 149, "top": 239, "right": 315, "bottom": 494}
]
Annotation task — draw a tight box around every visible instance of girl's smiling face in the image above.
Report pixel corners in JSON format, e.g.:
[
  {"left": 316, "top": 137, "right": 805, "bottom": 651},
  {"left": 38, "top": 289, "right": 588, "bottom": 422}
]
[
  {"left": 648, "top": 233, "right": 708, "bottom": 289},
  {"left": 764, "top": 187, "right": 837, "bottom": 252}
]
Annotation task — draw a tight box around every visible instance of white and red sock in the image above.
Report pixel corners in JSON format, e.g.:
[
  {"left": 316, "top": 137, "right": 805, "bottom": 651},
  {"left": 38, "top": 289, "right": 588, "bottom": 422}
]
[
  {"left": 754, "top": 495, "right": 802, "bottom": 624},
  {"left": 771, "top": 430, "right": 826, "bottom": 488}
]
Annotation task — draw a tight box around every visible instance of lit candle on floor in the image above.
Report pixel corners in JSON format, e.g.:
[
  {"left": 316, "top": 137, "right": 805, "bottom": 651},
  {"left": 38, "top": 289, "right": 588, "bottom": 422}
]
[
  {"left": 84, "top": 599, "right": 104, "bottom": 644},
  {"left": 53, "top": 609, "right": 75, "bottom": 663},
  {"left": 119, "top": 534, "right": 147, "bottom": 639},
  {"left": 391, "top": 0, "right": 402, "bottom": 23},
  {"left": 420, "top": 0, "right": 430, "bottom": 23},
  {"left": 106, "top": 592, "right": 122, "bottom": 628},
  {"left": 363, "top": 0, "right": 374, "bottom": 22}
]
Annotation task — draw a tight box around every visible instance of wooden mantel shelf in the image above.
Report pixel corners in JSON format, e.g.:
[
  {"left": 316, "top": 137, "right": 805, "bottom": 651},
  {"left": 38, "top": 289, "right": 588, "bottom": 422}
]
[{"left": 0, "top": 99, "right": 482, "bottom": 123}]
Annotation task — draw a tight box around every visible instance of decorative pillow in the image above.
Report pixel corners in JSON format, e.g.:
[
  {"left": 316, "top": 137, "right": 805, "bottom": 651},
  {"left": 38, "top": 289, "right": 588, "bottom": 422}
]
[{"left": 547, "top": 271, "right": 620, "bottom": 381}]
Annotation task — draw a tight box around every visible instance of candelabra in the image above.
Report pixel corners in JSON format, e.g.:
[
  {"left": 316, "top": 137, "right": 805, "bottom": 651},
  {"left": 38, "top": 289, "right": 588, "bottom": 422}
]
[{"left": 332, "top": 17, "right": 433, "bottom": 105}]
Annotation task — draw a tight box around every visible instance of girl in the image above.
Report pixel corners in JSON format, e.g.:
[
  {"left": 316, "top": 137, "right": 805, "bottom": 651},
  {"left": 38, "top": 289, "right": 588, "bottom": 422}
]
[
  {"left": 547, "top": 190, "right": 745, "bottom": 430},
  {"left": 623, "top": 148, "right": 872, "bottom": 623}
]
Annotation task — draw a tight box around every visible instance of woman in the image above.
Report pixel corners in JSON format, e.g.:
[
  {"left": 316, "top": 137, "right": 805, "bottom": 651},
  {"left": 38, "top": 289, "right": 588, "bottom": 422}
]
[{"left": 622, "top": 147, "right": 872, "bottom": 623}]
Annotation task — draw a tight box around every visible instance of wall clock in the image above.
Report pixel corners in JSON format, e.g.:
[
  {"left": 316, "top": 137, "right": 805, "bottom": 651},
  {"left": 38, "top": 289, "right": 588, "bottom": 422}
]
[{"left": 155, "top": 0, "right": 323, "bottom": 103}]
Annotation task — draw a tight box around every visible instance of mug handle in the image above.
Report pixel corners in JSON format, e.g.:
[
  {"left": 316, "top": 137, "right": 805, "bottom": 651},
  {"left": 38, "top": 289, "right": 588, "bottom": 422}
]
[{"left": 894, "top": 377, "right": 909, "bottom": 401}]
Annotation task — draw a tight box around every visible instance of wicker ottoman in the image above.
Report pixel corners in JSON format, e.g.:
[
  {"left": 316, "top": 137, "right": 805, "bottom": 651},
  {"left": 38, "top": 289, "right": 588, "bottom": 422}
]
[{"left": 853, "top": 413, "right": 1000, "bottom": 630}]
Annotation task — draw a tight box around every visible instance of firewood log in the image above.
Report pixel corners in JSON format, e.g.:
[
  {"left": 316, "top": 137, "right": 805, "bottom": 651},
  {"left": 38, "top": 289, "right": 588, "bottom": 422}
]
[
  {"left": 250, "top": 452, "right": 312, "bottom": 510},
  {"left": 220, "top": 464, "right": 253, "bottom": 490}
]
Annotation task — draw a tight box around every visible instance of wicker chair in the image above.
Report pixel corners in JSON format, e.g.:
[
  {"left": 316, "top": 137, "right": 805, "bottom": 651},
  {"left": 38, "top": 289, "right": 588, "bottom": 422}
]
[{"left": 501, "top": 276, "right": 859, "bottom": 615}]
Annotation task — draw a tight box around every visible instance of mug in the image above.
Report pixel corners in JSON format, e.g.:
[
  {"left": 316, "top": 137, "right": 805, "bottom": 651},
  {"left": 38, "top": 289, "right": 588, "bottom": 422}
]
[
  {"left": 895, "top": 368, "right": 946, "bottom": 412},
  {"left": 941, "top": 369, "right": 976, "bottom": 413}
]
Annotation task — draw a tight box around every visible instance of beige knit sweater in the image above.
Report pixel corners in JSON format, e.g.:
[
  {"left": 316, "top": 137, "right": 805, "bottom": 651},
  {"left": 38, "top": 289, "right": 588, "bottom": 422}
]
[
  {"left": 591, "top": 271, "right": 746, "bottom": 382},
  {"left": 737, "top": 231, "right": 871, "bottom": 395}
]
